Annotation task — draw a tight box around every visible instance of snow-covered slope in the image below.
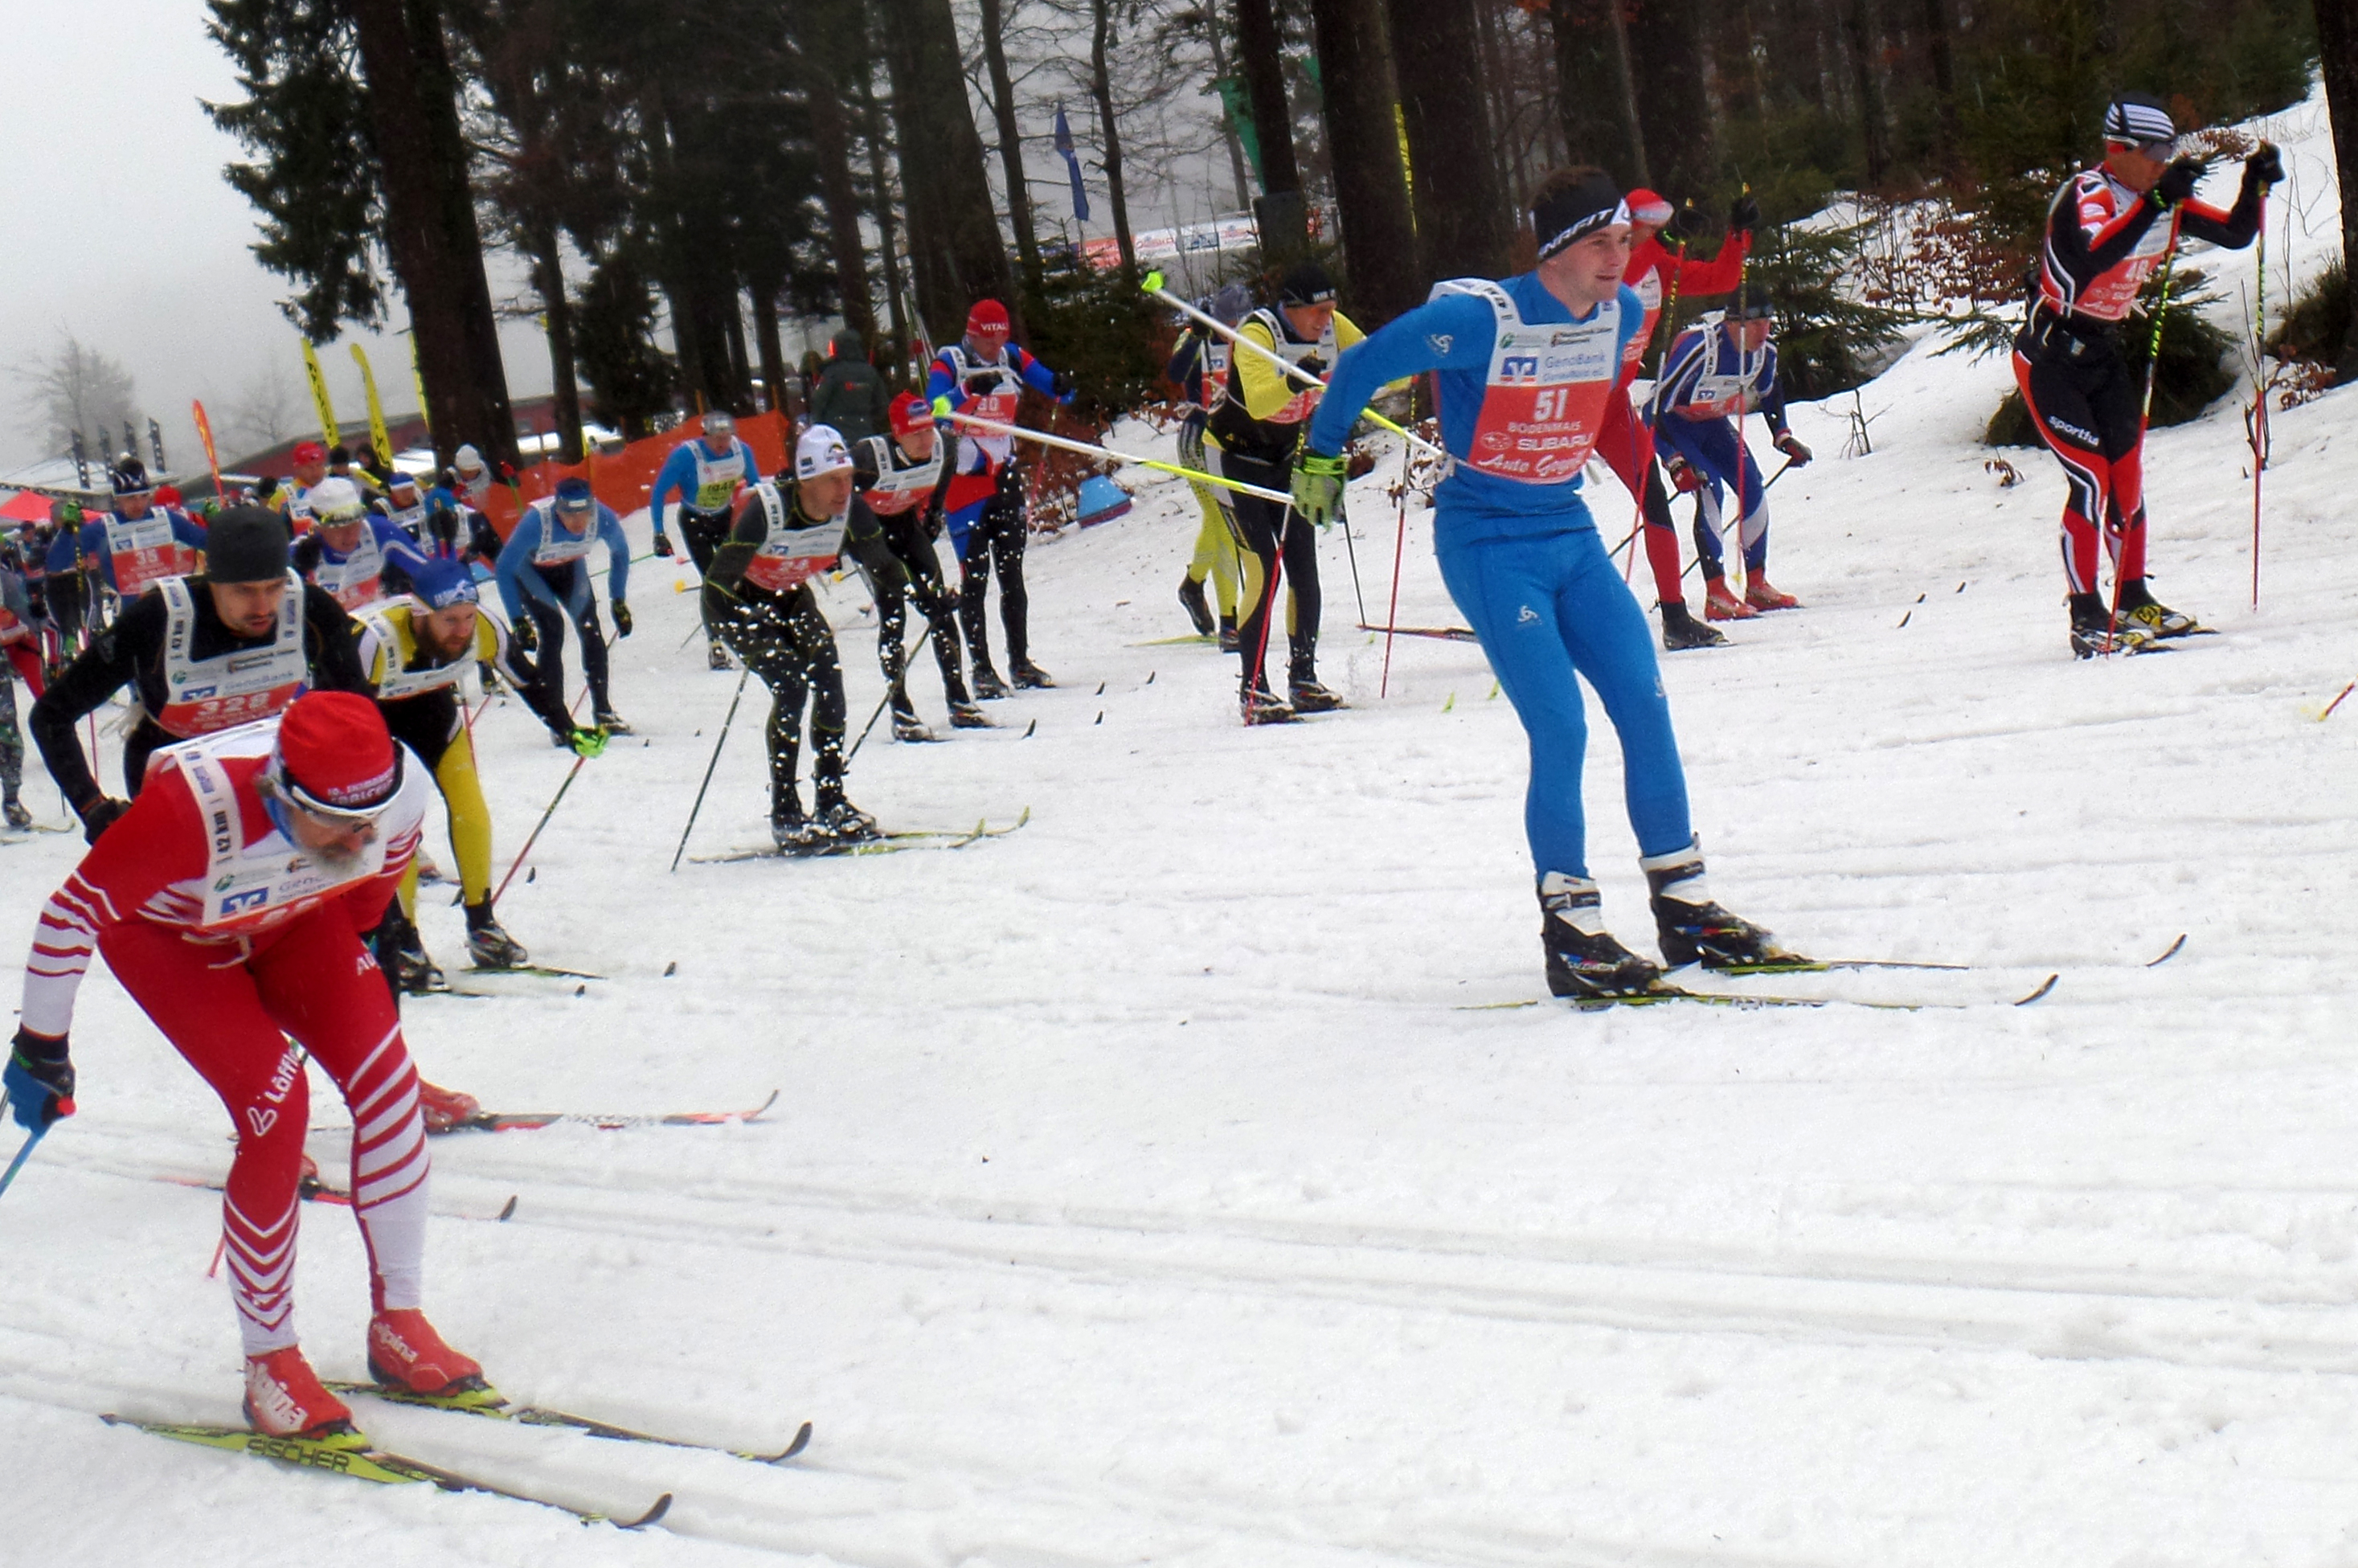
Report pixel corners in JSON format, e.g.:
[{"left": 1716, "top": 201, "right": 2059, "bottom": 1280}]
[{"left": 3, "top": 92, "right": 2354, "bottom": 1568}]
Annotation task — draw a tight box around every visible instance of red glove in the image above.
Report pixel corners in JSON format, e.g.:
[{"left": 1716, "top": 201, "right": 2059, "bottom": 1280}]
[{"left": 1666, "top": 456, "right": 1704, "bottom": 494}]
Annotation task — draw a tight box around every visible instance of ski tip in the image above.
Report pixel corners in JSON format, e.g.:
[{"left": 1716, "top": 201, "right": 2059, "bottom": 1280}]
[
  {"left": 764, "top": 1420, "right": 816, "bottom": 1464},
  {"left": 497, "top": 1194, "right": 518, "bottom": 1222},
  {"left": 2146, "top": 933, "right": 2188, "bottom": 967},
  {"left": 663, "top": 960, "right": 678, "bottom": 977},
  {"left": 619, "top": 1492, "right": 674, "bottom": 1530},
  {"left": 2014, "top": 972, "right": 2060, "bottom": 1006},
  {"left": 1022, "top": 718, "right": 1037, "bottom": 738},
  {"left": 747, "top": 1089, "right": 781, "bottom": 1121}
]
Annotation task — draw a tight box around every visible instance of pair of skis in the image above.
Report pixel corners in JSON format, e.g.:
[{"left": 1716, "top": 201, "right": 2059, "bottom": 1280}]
[{"left": 693, "top": 809, "right": 1030, "bottom": 865}]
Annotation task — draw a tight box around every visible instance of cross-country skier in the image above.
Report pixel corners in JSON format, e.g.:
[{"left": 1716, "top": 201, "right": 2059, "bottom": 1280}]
[
  {"left": 354, "top": 555, "right": 604, "bottom": 996},
  {"left": 292, "top": 477, "right": 434, "bottom": 610},
  {"left": 1596, "top": 188, "right": 1758, "bottom": 649},
  {"left": 705, "top": 425, "right": 908, "bottom": 847},
  {"left": 926, "top": 299, "right": 1074, "bottom": 697},
  {"left": 2016, "top": 92, "right": 2277, "bottom": 657},
  {"left": 44, "top": 468, "right": 211, "bottom": 649},
  {"left": 275, "top": 440, "right": 332, "bottom": 533},
  {"left": 1646, "top": 299, "right": 1812, "bottom": 616},
  {"left": 0, "top": 542, "right": 41, "bottom": 829},
  {"left": 810, "top": 329, "right": 892, "bottom": 444},
  {"left": 1165, "top": 287, "right": 1251, "bottom": 649},
  {"left": 8, "top": 690, "right": 491, "bottom": 1441},
  {"left": 493, "top": 476, "right": 632, "bottom": 732},
  {"left": 1294, "top": 166, "right": 1796, "bottom": 997},
  {"left": 31, "top": 506, "right": 370, "bottom": 843},
  {"left": 376, "top": 469, "right": 431, "bottom": 544},
  {"left": 1207, "top": 260, "right": 1362, "bottom": 721},
  {"left": 649, "top": 411, "right": 761, "bottom": 671},
  {"left": 853, "top": 391, "right": 985, "bottom": 739}
]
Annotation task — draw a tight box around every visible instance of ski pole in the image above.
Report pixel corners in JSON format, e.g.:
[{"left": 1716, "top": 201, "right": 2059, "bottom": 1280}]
[
  {"left": 2114, "top": 233, "right": 2182, "bottom": 647},
  {"left": 932, "top": 405, "right": 1292, "bottom": 504},
  {"left": 1380, "top": 481, "right": 1408, "bottom": 699},
  {"left": 1140, "top": 273, "right": 1447, "bottom": 462},
  {"left": 0, "top": 1103, "right": 61, "bottom": 1199},
  {"left": 669, "top": 667, "right": 751, "bottom": 872},
  {"left": 1625, "top": 217, "right": 1693, "bottom": 583},
  {"left": 491, "top": 753, "right": 586, "bottom": 906},
  {"left": 2250, "top": 186, "right": 2270, "bottom": 609}
]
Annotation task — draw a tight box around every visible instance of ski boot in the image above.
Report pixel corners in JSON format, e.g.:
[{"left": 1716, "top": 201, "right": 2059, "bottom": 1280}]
[
  {"left": 891, "top": 702, "right": 940, "bottom": 743},
  {"left": 1642, "top": 841, "right": 1803, "bottom": 971},
  {"left": 948, "top": 700, "right": 994, "bottom": 729},
  {"left": 416, "top": 1082, "right": 483, "bottom": 1133},
  {"left": 383, "top": 911, "right": 444, "bottom": 995},
  {"left": 244, "top": 1346, "right": 360, "bottom": 1443},
  {"left": 1217, "top": 615, "right": 1240, "bottom": 654},
  {"left": 1660, "top": 600, "right": 1727, "bottom": 651},
  {"left": 1539, "top": 873, "right": 1663, "bottom": 999},
  {"left": 814, "top": 790, "right": 879, "bottom": 843},
  {"left": 3, "top": 793, "right": 30, "bottom": 830},
  {"left": 1178, "top": 575, "right": 1215, "bottom": 637},
  {"left": 2067, "top": 592, "right": 2155, "bottom": 659},
  {"left": 1744, "top": 575, "right": 1801, "bottom": 612},
  {"left": 463, "top": 902, "right": 528, "bottom": 968},
  {"left": 1703, "top": 579, "right": 1757, "bottom": 620},
  {"left": 1287, "top": 664, "right": 1348, "bottom": 713},
  {"left": 972, "top": 664, "right": 1009, "bottom": 700},
  {"left": 771, "top": 802, "right": 827, "bottom": 852},
  {"left": 592, "top": 708, "right": 633, "bottom": 735},
  {"left": 1011, "top": 661, "right": 1056, "bottom": 690},
  {"left": 2115, "top": 577, "right": 2198, "bottom": 637},
  {"left": 367, "top": 1308, "right": 496, "bottom": 1402},
  {"left": 476, "top": 661, "right": 503, "bottom": 696},
  {"left": 1239, "top": 677, "right": 1297, "bottom": 726},
  {"left": 708, "top": 641, "right": 734, "bottom": 671}
]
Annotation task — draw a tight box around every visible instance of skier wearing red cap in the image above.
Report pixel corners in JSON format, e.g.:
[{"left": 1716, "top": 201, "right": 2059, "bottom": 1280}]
[
  {"left": 853, "top": 393, "right": 986, "bottom": 739},
  {"left": 925, "top": 299, "right": 1075, "bottom": 697},
  {"left": 1590, "top": 187, "right": 1756, "bottom": 649},
  {"left": 7, "top": 690, "right": 492, "bottom": 1443},
  {"left": 276, "top": 441, "right": 332, "bottom": 534}
]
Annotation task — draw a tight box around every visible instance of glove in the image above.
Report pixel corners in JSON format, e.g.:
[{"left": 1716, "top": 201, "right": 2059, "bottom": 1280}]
[
  {"left": 511, "top": 615, "right": 538, "bottom": 653},
  {"left": 1729, "top": 194, "right": 1762, "bottom": 232},
  {"left": 565, "top": 726, "right": 608, "bottom": 759},
  {"left": 872, "top": 555, "right": 911, "bottom": 597},
  {"left": 1297, "top": 355, "right": 1330, "bottom": 380},
  {"left": 1290, "top": 449, "right": 1348, "bottom": 530},
  {"left": 1050, "top": 370, "right": 1076, "bottom": 403},
  {"left": 612, "top": 601, "right": 632, "bottom": 638},
  {"left": 653, "top": 531, "right": 674, "bottom": 559},
  {"left": 76, "top": 795, "right": 129, "bottom": 845},
  {"left": 1775, "top": 432, "right": 1813, "bottom": 466},
  {"left": 1666, "top": 455, "right": 1704, "bottom": 494},
  {"left": 922, "top": 505, "right": 945, "bottom": 543},
  {"left": 916, "top": 585, "right": 957, "bottom": 622},
  {"left": 6, "top": 1029, "right": 76, "bottom": 1131},
  {"left": 2153, "top": 154, "right": 2204, "bottom": 208},
  {"left": 2245, "top": 141, "right": 2283, "bottom": 187},
  {"left": 1668, "top": 203, "right": 1710, "bottom": 243}
]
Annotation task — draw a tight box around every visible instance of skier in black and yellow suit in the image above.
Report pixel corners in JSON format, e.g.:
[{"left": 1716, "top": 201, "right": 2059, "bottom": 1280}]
[{"left": 354, "top": 555, "right": 607, "bottom": 997}]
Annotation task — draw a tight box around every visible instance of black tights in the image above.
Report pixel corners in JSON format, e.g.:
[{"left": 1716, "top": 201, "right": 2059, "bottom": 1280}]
[{"left": 717, "top": 587, "right": 847, "bottom": 821}]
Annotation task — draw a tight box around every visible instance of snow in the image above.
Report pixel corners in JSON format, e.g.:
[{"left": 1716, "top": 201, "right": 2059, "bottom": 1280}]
[{"left": 4, "top": 88, "right": 2356, "bottom": 1568}]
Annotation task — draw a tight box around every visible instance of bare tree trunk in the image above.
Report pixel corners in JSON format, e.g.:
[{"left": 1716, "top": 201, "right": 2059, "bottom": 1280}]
[
  {"left": 1625, "top": 0, "right": 1714, "bottom": 199},
  {"left": 1921, "top": 0, "right": 1957, "bottom": 157},
  {"left": 1202, "top": 19, "right": 1256, "bottom": 210},
  {"left": 1088, "top": 0, "right": 1137, "bottom": 269},
  {"left": 527, "top": 219, "right": 583, "bottom": 462},
  {"left": 347, "top": 0, "right": 516, "bottom": 469},
  {"left": 2315, "top": 0, "right": 2358, "bottom": 379},
  {"left": 976, "top": 0, "right": 1044, "bottom": 289},
  {"left": 856, "top": 57, "right": 914, "bottom": 355},
  {"left": 1385, "top": 0, "right": 1509, "bottom": 278},
  {"left": 1234, "top": 0, "right": 1301, "bottom": 198},
  {"left": 878, "top": 0, "right": 1016, "bottom": 340},
  {"left": 1309, "top": 0, "right": 1420, "bottom": 319},
  {"left": 750, "top": 279, "right": 787, "bottom": 413},
  {"left": 798, "top": 0, "right": 878, "bottom": 340},
  {"left": 1840, "top": 0, "right": 1891, "bottom": 186},
  {"left": 1548, "top": 0, "right": 1646, "bottom": 186}
]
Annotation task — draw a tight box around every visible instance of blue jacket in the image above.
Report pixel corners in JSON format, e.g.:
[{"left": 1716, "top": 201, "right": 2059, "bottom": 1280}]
[
  {"left": 44, "top": 507, "right": 210, "bottom": 591},
  {"left": 1645, "top": 321, "right": 1789, "bottom": 433},
  {"left": 649, "top": 437, "right": 762, "bottom": 519},
  {"left": 494, "top": 500, "right": 631, "bottom": 620}
]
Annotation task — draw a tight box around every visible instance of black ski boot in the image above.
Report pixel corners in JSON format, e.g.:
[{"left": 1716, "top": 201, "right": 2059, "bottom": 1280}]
[
  {"left": 382, "top": 907, "right": 445, "bottom": 994},
  {"left": 1641, "top": 841, "right": 1803, "bottom": 971},
  {"left": 1660, "top": 600, "right": 1728, "bottom": 651},
  {"left": 1539, "top": 873, "right": 1662, "bottom": 999},
  {"left": 771, "top": 792, "right": 825, "bottom": 852},
  {"left": 1178, "top": 575, "right": 1215, "bottom": 636},
  {"left": 1011, "top": 661, "right": 1055, "bottom": 690},
  {"left": 1239, "top": 677, "right": 1297, "bottom": 726},
  {"left": 1287, "top": 660, "right": 1348, "bottom": 713},
  {"left": 814, "top": 788, "right": 878, "bottom": 842},
  {"left": 2067, "top": 592, "right": 2154, "bottom": 659},
  {"left": 708, "top": 641, "right": 733, "bottom": 671},
  {"left": 593, "top": 707, "right": 633, "bottom": 735},
  {"left": 972, "top": 664, "right": 1009, "bottom": 700},
  {"left": 463, "top": 902, "right": 530, "bottom": 969},
  {"left": 2115, "top": 577, "right": 2199, "bottom": 637},
  {"left": 891, "top": 698, "right": 940, "bottom": 743},
  {"left": 948, "top": 700, "right": 994, "bottom": 729},
  {"left": 1217, "top": 615, "right": 1240, "bottom": 654}
]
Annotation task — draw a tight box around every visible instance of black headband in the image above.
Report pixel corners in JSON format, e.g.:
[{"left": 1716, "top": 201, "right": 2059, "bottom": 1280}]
[{"left": 1533, "top": 174, "right": 1631, "bottom": 260}]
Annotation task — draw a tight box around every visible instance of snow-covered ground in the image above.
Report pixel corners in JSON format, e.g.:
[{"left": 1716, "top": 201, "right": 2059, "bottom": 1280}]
[{"left": 5, "top": 96, "right": 2356, "bottom": 1568}]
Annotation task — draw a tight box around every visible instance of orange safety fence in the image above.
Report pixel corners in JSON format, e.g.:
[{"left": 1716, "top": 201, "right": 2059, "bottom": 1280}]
[{"left": 476, "top": 412, "right": 796, "bottom": 539}]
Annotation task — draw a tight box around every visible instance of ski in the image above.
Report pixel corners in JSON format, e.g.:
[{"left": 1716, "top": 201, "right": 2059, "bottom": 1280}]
[
  {"left": 465, "top": 964, "right": 606, "bottom": 981},
  {"left": 1705, "top": 932, "right": 2184, "bottom": 976},
  {"left": 329, "top": 1382, "right": 813, "bottom": 1465},
  {"left": 159, "top": 1170, "right": 354, "bottom": 1207},
  {"left": 1457, "top": 973, "right": 2057, "bottom": 1013},
  {"left": 1129, "top": 633, "right": 1216, "bottom": 646},
  {"left": 100, "top": 1414, "right": 673, "bottom": 1528},
  {"left": 444, "top": 1087, "right": 780, "bottom": 1134},
  {"left": 1358, "top": 623, "right": 1478, "bottom": 642},
  {"left": 693, "top": 809, "right": 1030, "bottom": 865}
]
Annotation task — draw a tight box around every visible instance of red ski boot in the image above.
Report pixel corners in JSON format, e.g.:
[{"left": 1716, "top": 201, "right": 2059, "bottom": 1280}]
[
  {"left": 244, "top": 1346, "right": 359, "bottom": 1442},
  {"left": 416, "top": 1081, "right": 482, "bottom": 1133},
  {"left": 1744, "top": 575, "right": 1800, "bottom": 612},
  {"left": 1704, "top": 580, "right": 1757, "bottom": 621},
  {"left": 367, "top": 1309, "right": 497, "bottom": 1403}
]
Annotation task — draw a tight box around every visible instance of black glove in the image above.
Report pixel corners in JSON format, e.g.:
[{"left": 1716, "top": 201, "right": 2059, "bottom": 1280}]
[
  {"left": 1775, "top": 432, "right": 1813, "bottom": 466},
  {"left": 76, "top": 796, "right": 129, "bottom": 845},
  {"left": 653, "top": 531, "right": 674, "bottom": 559},
  {"left": 612, "top": 601, "right": 632, "bottom": 637},
  {"left": 916, "top": 585, "right": 957, "bottom": 622},
  {"left": 1729, "top": 194, "right": 1762, "bottom": 232},
  {"left": 922, "top": 505, "right": 945, "bottom": 542},
  {"left": 1668, "top": 203, "right": 1711, "bottom": 243},
  {"left": 1050, "top": 370, "right": 1076, "bottom": 399},
  {"left": 1297, "top": 355, "right": 1330, "bottom": 379},
  {"left": 2245, "top": 141, "right": 2283, "bottom": 187},
  {"left": 6, "top": 1028, "right": 76, "bottom": 1131},
  {"left": 2153, "top": 154, "right": 2204, "bottom": 209},
  {"left": 511, "top": 614, "right": 538, "bottom": 653},
  {"left": 964, "top": 371, "right": 1001, "bottom": 397}
]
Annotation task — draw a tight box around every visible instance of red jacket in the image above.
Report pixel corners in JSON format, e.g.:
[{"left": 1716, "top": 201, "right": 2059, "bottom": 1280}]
[{"left": 1619, "top": 231, "right": 1753, "bottom": 389}]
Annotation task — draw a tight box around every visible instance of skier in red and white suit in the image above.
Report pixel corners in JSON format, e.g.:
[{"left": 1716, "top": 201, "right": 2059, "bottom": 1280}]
[
  {"left": 1591, "top": 187, "right": 1755, "bottom": 649},
  {"left": 6, "top": 691, "right": 493, "bottom": 1442}
]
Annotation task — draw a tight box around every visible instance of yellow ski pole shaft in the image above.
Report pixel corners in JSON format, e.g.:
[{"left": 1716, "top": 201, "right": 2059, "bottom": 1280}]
[
  {"left": 1140, "top": 272, "right": 1447, "bottom": 461},
  {"left": 933, "top": 404, "right": 1294, "bottom": 506}
]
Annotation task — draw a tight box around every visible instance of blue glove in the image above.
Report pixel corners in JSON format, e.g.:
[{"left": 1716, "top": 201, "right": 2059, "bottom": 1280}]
[{"left": 6, "top": 1030, "right": 76, "bottom": 1131}]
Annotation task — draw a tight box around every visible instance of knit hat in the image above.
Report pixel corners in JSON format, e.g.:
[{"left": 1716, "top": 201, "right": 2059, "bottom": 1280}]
[
  {"left": 1533, "top": 169, "right": 1631, "bottom": 260},
  {"left": 406, "top": 555, "right": 479, "bottom": 611},
  {"left": 452, "top": 444, "right": 485, "bottom": 473},
  {"left": 203, "top": 506, "right": 293, "bottom": 583},
  {"left": 2103, "top": 92, "right": 2176, "bottom": 150},
  {"left": 274, "top": 691, "right": 403, "bottom": 814},
  {"left": 966, "top": 300, "right": 1011, "bottom": 338},
  {"left": 553, "top": 476, "right": 595, "bottom": 513},
  {"left": 1277, "top": 261, "right": 1337, "bottom": 307},
  {"left": 308, "top": 477, "right": 367, "bottom": 523},
  {"left": 796, "top": 425, "right": 854, "bottom": 479},
  {"left": 111, "top": 458, "right": 152, "bottom": 497},
  {"left": 1624, "top": 187, "right": 1674, "bottom": 227},
  {"left": 888, "top": 391, "right": 934, "bottom": 438}
]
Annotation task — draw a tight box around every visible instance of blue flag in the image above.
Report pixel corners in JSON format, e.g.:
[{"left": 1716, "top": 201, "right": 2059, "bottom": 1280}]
[{"left": 1053, "top": 104, "right": 1091, "bottom": 223}]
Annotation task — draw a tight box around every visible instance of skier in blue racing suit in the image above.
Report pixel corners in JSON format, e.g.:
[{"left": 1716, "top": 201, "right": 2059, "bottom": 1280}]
[{"left": 1294, "top": 165, "right": 1801, "bottom": 998}]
